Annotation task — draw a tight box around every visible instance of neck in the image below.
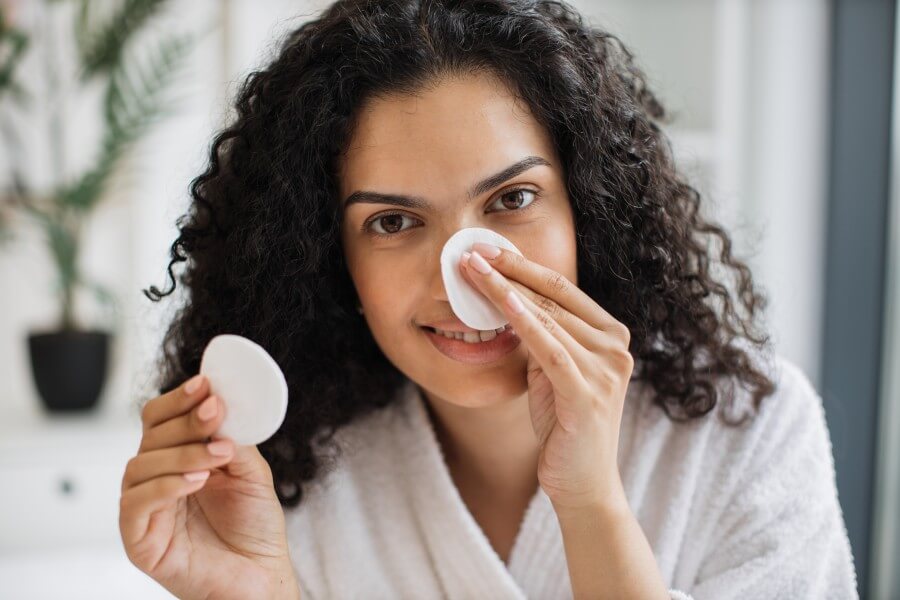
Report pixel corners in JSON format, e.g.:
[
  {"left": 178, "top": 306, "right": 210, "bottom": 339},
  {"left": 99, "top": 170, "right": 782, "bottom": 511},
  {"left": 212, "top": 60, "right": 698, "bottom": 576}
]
[{"left": 419, "top": 385, "right": 540, "bottom": 500}]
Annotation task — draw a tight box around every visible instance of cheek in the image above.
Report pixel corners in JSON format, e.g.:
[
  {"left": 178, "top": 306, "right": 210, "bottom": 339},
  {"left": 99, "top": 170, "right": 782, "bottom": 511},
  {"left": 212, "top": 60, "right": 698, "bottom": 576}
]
[
  {"left": 353, "top": 258, "right": 389, "bottom": 307},
  {"left": 351, "top": 252, "right": 419, "bottom": 325},
  {"left": 520, "top": 212, "right": 578, "bottom": 284}
]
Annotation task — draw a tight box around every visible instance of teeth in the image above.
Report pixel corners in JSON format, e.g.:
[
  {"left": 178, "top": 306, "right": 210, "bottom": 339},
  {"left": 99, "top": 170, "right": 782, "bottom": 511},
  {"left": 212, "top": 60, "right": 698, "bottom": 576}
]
[
  {"left": 432, "top": 324, "right": 508, "bottom": 343},
  {"left": 479, "top": 329, "right": 497, "bottom": 342}
]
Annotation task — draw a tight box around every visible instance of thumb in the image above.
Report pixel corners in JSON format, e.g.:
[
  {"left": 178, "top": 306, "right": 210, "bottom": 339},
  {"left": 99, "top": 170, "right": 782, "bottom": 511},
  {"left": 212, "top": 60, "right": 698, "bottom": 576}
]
[{"left": 219, "top": 440, "right": 275, "bottom": 487}]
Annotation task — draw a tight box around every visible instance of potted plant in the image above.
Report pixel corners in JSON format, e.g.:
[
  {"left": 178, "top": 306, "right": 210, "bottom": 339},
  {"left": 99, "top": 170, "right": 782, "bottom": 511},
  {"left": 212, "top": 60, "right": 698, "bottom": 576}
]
[{"left": 0, "top": 0, "right": 196, "bottom": 412}]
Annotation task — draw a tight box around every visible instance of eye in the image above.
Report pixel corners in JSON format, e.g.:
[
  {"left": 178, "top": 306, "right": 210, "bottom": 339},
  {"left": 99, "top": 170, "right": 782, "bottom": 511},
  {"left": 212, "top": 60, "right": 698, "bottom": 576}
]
[
  {"left": 362, "top": 187, "right": 540, "bottom": 239},
  {"left": 363, "top": 212, "right": 422, "bottom": 237},
  {"left": 486, "top": 188, "right": 540, "bottom": 213}
]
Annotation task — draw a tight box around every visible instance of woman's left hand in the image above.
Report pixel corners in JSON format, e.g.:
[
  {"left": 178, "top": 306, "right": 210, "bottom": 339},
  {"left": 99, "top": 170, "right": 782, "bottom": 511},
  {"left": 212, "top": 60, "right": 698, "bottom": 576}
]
[{"left": 459, "top": 243, "right": 634, "bottom": 515}]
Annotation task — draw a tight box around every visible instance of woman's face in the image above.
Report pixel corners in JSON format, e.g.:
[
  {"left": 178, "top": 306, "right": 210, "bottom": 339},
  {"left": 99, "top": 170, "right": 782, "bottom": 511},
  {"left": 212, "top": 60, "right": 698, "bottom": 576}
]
[{"left": 338, "top": 72, "right": 577, "bottom": 407}]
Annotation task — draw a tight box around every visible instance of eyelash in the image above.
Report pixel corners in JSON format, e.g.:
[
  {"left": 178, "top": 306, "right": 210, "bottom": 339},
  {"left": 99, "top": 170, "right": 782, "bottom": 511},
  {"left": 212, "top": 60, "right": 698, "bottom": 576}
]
[{"left": 362, "top": 187, "right": 542, "bottom": 238}]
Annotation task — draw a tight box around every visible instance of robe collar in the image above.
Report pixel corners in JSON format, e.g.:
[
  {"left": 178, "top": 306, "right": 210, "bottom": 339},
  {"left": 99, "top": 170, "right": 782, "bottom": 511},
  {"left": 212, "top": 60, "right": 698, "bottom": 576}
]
[{"left": 390, "top": 379, "right": 574, "bottom": 599}]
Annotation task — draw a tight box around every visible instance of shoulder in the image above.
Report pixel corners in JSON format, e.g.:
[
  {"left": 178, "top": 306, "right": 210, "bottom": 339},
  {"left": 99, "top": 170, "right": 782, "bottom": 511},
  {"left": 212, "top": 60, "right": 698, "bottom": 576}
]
[
  {"left": 715, "top": 351, "right": 832, "bottom": 474},
  {"left": 677, "top": 357, "right": 859, "bottom": 596},
  {"left": 741, "top": 350, "right": 823, "bottom": 430},
  {"left": 682, "top": 350, "right": 846, "bottom": 538},
  {"left": 622, "top": 349, "right": 855, "bottom": 587},
  {"left": 629, "top": 346, "right": 828, "bottom": 457},
  {"left": 703, "top": 349, "right": 836, "bottom": 487},
  {"left": 619, "top": 347, "right": 841, "bottom": 523}
]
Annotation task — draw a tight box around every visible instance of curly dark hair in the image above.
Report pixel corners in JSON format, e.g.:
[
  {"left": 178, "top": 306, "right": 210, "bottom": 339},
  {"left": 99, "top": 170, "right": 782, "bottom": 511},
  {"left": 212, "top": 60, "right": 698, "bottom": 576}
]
[{"left": 142, "top": 0, "right": 776, "bottom": 508}]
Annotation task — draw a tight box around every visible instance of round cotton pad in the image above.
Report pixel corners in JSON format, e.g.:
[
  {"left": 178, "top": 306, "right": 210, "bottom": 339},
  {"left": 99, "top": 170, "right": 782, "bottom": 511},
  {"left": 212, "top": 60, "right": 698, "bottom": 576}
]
[
  {"left": 440, "top": 227, "right": 524, "bottom": 330},
  {"left": 199, "top": 334, "right": 289, "bottom": 446}
]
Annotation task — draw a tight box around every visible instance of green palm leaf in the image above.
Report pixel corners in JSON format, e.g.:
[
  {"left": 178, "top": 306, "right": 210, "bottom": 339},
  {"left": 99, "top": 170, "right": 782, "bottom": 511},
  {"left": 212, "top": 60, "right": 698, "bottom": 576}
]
[
  {"left": 59, "top": 32, "right": 194, "bottom": 213},
  {"left": 76, "top": 0, "right": 171, "bottom": 81},
  {"left": 0, "top": 9, "right": 29, "bottom": 102},
  {"left": 3, "top": 0, "right": 202, "bottom": 329}
]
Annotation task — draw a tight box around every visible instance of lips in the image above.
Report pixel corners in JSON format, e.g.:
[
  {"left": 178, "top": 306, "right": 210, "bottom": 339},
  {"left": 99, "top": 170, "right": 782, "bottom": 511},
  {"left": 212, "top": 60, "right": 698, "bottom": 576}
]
[{"left": 420, "top": 324, "right": 520, "bottom": 365}]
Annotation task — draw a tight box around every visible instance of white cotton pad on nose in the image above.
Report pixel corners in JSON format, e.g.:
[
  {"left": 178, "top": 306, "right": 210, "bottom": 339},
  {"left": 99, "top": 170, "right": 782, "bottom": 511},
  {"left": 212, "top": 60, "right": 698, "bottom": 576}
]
[
  {"left": 199, "top": 334, "right": 289, "bottom": 446},
  {"left": 440, "top": 227, "right": 524, "bottom": 331}
]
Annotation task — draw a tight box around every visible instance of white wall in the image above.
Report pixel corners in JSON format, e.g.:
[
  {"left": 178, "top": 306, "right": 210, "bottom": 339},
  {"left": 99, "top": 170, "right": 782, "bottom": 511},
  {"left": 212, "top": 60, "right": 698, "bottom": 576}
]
[
  {"left": 1, "top": 0, "right": 227, "bottom": 417},
  {"left": 743, "top": 0, "right": 830, "bottom": 386},
  {"left": 1, "top": 0, "right": 831, "bottom": 419},
  {"left": 572, "top": 0, "right": 830, "bottom": 384}
]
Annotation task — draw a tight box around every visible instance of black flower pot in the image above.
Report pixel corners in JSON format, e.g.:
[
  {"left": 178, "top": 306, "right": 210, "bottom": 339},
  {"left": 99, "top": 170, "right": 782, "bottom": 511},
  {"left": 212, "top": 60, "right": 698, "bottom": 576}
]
[{"left": 27, "top": 329, "right": 111, "bottom": 413}]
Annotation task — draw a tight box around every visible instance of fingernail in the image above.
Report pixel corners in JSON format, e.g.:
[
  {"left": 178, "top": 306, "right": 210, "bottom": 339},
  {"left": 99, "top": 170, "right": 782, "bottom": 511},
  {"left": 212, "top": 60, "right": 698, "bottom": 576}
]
[
  {"left": 198, "top": 396, "right": 217, "bottom": 421},
  {"left": 472, "top": 242, "right": 500, "bottom": 259},
  {"left": 184, "top": 374, "right": 203, "bottom": 394},
  {"left": 207, "top": 440, "right": 232, "bottom": 456},
  {"left": 469, "top": 251, "right": 492, "bottom": 274},
  {"left": 183, "top": 470, "right": 210, "bottom": 482},
  {"left": 505, "top": 290, "right": 525, "bottom": 314},
  {"left": 461, "top": 251, "right": 471, "bottom": 264}
]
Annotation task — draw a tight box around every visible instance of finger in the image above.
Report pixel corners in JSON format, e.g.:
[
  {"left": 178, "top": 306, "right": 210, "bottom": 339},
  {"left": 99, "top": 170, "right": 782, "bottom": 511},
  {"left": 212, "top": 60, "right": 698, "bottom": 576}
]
[
  {"left": 122, "top": 439, "right": 235, "bottom": 494},
  {"left": 460, "top": 252, "right": 593, "bottom": 366},
  {"left": 462, "top": 250, "right": 588, "bottom": 400},
  {"left": 462, "top": 257, "right": 633, "bottom": 405},
  {"left": 463, "top": 254, "right": 595, "bottom": 382},
  {"left": 470, "top": 243, "right": 631, "bottom": 342},
  {"left": 139, "top": 394, "right": 227, "bottom": 453},
  {"left": 140, "top": 374, "right": 210, "bottom": 431},
  {"left": 119, "top": 470, "right": 210, "bottom": 548},
  {"left": 509, "top": 283, "right": 600, "bottom": 368},
  {"left": 458, "top": 256, "right": 604, "bottom": 352}
]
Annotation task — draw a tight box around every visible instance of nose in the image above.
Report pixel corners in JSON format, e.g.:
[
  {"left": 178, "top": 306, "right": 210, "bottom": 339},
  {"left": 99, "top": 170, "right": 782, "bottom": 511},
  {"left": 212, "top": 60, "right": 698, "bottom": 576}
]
[
  {"left": 429, "top": 222, "right": 483, "bottom": 303},
  {"left": 429, "top": 228, "right": 468, "bottom": 304},
  {"left": 428, "top": 252, "right": 450, "bottom": 303}
]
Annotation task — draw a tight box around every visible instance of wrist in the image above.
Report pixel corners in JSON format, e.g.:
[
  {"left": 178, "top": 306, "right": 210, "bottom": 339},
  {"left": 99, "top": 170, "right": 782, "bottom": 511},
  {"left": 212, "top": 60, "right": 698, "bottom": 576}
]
[
  {"left": 553, "top": 497, "right": 631, "bottom": 529},
  {"left": 264, "top": 559, "right": 301, "bottom": 600},
  {"left": 551, "top": 480, "right": 631, "bottom": 524},
  {"left": 268, "top": 577, "right": 301, "bottom": 600}
]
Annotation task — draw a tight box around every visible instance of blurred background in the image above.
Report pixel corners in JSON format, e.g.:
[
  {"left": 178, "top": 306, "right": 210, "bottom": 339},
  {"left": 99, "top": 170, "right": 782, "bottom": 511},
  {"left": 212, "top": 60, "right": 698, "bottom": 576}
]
[{"left": 0, "top": 0, "right": 896, "bottom": 598}]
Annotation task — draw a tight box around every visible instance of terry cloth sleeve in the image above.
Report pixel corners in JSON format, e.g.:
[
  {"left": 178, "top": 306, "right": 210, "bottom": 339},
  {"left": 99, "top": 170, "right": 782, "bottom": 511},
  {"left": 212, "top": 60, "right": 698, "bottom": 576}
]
[{"left": 667, "top": 359, "right": 859, "bottom": 600}]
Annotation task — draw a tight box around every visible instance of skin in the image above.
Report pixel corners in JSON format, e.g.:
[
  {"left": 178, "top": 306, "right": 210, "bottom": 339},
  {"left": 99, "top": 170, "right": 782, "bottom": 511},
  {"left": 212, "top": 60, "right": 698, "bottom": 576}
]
[
  {"left": 119, "top": 375, "right": 301, "bottom": 600},
  {"left": 118, "top": 70, "right": 668, "bottom": 599},
  {"left": 339, "top": 72, "right": 671, "bottom": 598},
  {"left": 337, "top": 71, "right": 578, "bottom": 561}
]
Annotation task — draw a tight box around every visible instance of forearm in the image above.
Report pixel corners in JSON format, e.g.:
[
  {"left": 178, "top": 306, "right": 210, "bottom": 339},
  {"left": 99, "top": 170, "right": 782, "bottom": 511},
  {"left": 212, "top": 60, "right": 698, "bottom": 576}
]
[{"left": 555, "top": 501, "right": 670, "bottom": 600}]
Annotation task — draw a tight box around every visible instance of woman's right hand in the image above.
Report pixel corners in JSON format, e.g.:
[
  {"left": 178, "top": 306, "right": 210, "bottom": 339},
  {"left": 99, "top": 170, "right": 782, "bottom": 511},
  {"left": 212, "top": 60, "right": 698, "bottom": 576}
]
[{"left": 119, "top": 374, "right": 300, "bottom": 600}]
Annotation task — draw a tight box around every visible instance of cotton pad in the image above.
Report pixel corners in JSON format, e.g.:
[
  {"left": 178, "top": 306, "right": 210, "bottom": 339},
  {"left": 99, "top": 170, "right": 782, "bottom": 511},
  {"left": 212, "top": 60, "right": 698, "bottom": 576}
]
[
  {"left": 440, "top": 227, "right": 524, "bottom": 330},
  {"left": 199, "top": 334, "right": 289, "bottom": 446}
]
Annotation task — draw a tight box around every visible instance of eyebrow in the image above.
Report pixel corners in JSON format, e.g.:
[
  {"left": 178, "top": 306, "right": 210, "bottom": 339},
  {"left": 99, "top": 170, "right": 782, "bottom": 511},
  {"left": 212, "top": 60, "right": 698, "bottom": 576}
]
[{"left": 341, "top": 155, "right": 552, "bottom": 211}]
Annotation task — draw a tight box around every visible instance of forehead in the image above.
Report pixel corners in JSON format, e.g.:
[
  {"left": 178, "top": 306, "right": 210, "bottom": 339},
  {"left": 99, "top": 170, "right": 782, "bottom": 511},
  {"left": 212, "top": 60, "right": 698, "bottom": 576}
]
[{"left": 337, "top": 72, "right": 556, "bottom": 196}]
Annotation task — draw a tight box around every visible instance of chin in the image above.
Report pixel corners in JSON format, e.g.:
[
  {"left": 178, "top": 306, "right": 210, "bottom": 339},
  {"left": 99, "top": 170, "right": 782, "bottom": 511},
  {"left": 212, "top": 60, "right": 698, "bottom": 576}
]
[
  {"left": 414, "top": 367, "right": 529, "bottom": 408},
  {"left": 374, "top": 323, "right": 529, "bottom": 405}
]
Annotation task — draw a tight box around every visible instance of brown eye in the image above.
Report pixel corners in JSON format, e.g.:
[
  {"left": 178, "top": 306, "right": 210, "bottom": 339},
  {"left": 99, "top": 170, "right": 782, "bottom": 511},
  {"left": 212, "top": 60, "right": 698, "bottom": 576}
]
[
  {"left": 378, "top": 214, "right": 404, "bottom": 233},
  {"left": 364, "top": 212, "right": 420, "bottom": 237},
  {"left": 488, "top": 188, "right": 538, "bottom": 212}
]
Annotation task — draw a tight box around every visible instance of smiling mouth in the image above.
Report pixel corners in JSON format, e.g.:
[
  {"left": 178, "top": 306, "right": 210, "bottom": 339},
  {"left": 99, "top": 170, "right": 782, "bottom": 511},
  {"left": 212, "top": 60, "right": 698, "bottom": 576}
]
[
  {"left": 421, "top": 323, "right": 511, "bottom": 343},
  {"left": 419, "top": 324, "right": 520, "bottom": 364}
]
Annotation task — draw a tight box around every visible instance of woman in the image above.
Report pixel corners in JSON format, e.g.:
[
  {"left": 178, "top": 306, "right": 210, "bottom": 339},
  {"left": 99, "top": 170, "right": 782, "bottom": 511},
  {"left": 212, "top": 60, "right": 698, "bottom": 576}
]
[{"left": 118, "top": 1, "right": 858, "bottom": 598}]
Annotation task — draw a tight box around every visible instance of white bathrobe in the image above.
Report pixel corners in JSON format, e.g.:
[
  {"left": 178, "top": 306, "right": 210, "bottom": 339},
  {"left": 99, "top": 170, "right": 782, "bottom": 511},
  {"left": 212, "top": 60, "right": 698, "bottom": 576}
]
[{"left": 284, "top": 353, "right": 859, "bottom": 599}]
